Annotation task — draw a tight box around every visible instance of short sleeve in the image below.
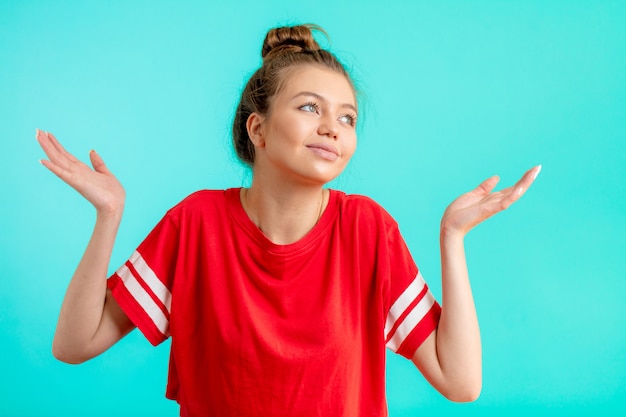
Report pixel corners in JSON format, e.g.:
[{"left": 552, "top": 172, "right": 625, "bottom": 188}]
[
  {"left": 383, "top": 223, "right": 441, "bottom": 359},
  {"left": 107, "top": 213, "right": 179, "bottom": 346}
]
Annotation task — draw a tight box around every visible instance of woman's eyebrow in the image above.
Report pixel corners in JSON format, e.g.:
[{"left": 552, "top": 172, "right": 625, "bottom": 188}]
[{"left": 291, "top": 91, "right": 357, "bottom": 113}]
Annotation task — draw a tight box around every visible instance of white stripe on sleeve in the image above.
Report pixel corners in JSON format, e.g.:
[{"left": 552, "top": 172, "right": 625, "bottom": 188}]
[
  {"left": 116, "top": 262, "right": 170, "bottom": 337},
  {"left": 385, "top": 290, "right": 436, "bottom": 352},
  {"left": 128, "top": 251, "right": 172, "bottom": 313},
  {"left": 384, "top": 272, "right": 426, "bottom": 339}
]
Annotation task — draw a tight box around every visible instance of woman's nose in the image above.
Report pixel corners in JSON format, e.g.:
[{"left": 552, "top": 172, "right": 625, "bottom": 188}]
[{"left": 317, "top": 115, "right": 339, "bottom": 139}]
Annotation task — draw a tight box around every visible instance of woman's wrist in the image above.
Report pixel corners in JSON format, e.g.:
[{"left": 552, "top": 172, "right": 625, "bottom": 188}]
[
  {"left": 440, "top": 221, "right": 466, "bottom": 244},
  {"left": 96, "top": 204, "right": 124, "bottom": 223}
]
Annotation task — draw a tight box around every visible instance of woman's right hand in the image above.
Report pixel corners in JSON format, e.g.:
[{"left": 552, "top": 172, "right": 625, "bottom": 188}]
[{"left": 36, "top": 129, "right": 125, "bottom": 217}]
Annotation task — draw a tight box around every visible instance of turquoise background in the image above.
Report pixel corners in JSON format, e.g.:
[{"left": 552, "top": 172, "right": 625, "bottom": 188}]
[{"left": 1, "top": 0, "right": 624, "bottom": 415}]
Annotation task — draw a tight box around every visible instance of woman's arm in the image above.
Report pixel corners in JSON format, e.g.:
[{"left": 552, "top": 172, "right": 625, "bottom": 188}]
[
  {"left": 37, "top": 129, "right": 135, "bottom": 364},
  {"left": 412, "top": 166, "right": 541, "bottom": 402}
]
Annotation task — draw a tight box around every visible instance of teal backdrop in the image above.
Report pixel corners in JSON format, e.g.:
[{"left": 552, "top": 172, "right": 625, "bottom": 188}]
[{"left": 1, "top": 0, "right": 624, "bottom": 416}]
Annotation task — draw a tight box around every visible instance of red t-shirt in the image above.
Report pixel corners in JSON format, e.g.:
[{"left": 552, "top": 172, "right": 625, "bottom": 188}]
[{"left": 108, "top": 188, "right": 441, "bottom": 417}]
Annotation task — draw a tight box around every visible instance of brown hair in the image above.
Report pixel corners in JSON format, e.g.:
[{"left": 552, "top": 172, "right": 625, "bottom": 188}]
[{"left": 232, "top": 24, "right": 354, "bottom": 166}]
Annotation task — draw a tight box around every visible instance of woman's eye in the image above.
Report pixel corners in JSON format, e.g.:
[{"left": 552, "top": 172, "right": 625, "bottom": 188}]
[
  {"left": 300, "top": 102, "right": 319, "bottom": 113},
  {"left": 339, "top": 114, "right": 357, "bottom": 126}
]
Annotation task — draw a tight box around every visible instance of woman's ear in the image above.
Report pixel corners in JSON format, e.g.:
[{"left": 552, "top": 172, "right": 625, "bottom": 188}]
[{"left": 246, "top": 112, "right": 266, "bottom": 147}]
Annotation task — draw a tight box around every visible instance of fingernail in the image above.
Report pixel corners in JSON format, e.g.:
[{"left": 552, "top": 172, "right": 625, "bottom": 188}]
[
  {"left": 36, "top": 128, "right": 40, "bottom": 137},
  {"left": 533, "top": 165, "right": 542, "bottom": 180}
]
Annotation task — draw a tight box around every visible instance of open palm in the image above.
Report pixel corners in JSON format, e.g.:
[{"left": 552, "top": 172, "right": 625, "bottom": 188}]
[
  {"left": 36, "top": 129, "right": 125, "bottom": 216},
  {"left": 441, "top": 166, "right": 541, "bottom": 236}
]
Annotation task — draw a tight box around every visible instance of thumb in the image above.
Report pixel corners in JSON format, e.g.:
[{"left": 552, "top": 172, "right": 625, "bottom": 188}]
[
  {"left": 475, "top": 175, "right": 500, "bottom": 196},
  {"left": 89, "top": 150, "right": 110, "bottom": 174}
]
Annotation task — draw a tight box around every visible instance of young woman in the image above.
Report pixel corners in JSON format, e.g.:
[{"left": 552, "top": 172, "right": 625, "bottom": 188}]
[{"left": 37, "top": 24, "right": 540, "bottom": 416}]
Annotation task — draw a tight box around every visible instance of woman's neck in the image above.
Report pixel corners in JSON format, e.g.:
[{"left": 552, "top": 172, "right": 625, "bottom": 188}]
[{"left": 241, "top": 177, "right": 328, "bottom": 245}]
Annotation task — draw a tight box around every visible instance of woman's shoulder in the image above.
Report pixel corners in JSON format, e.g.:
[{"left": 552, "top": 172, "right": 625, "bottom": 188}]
[
  {"left": 332, "top": 190, "right": 398, "bottom": 227},
  {"left": 166, "top": 188, "right": 238, "bottom": 217}
]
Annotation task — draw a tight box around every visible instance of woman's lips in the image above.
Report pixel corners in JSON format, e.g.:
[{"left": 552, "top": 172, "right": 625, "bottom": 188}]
[{"left": 306, "top": 143, "right": 339, "bottom": 161}]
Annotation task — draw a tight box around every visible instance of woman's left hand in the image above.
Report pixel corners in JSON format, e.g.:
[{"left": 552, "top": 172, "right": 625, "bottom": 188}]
[{"left": 440, "top": 165, "right": 541, "bottom": 237}]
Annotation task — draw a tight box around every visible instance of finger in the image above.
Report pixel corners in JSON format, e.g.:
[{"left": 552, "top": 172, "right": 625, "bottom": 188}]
[
  {"left": 46, "top": 131, "right": 79, "bottom": 163},
  {"left": 89, "top": 150, "right": 111, "bottom": 175},
  {"left": 495, "top": 165, "right": 542, "bottom": 209},
  {"left": 475, "top": 175, "right": 500, "bottom": 196},
  {"left": 36, "top": 129, "right": 67, "bottom": 167},
  {"left": 36, "top": 129, "right": 59, "bottom": 158},
  {"left": 496, "top": 165, "right": 542, "bottom": 198},
  {"left": 39, "top": 158, "right": 73, "bottom": 184},
  {"left": 36, "top": 129, "right": 76, "bottom": 168},
  {"left": 512, "top": 165, "right": 542, "bottom": 196}
]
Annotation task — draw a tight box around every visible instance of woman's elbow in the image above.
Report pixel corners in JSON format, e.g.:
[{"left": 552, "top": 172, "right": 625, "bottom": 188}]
[
  {"left": 443, "top": 380, "right": 482, "bottom": 403},
  {"left": 52, "top": 340, "right": 90, "bottom": 364}
]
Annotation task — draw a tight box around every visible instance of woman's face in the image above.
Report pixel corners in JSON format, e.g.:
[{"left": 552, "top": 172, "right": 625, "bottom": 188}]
[{"left": 251, "top": 65, "right": 358, "bottom": 186}]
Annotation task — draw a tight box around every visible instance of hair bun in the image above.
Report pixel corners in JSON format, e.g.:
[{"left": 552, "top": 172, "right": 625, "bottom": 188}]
[{"left": 261, "top": 24, "right": 324, "bottom": 61}]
